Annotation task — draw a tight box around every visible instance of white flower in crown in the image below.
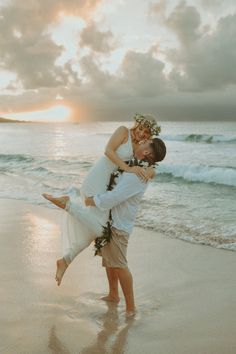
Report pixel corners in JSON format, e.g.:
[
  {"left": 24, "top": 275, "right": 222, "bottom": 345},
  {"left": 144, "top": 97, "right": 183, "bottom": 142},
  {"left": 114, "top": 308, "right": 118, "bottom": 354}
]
[{"left": 133, "top": 113, "right": 161, "bottom": 136}]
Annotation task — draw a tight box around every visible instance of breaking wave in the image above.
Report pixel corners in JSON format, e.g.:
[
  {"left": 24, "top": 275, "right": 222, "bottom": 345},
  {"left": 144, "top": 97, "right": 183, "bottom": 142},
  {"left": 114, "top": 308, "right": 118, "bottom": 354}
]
[
  {"left": 158, "top": 163, "right": 236, "bottom": 187},
  {"left": 162, "top": 134, "right": 236, "bottom": 144}
]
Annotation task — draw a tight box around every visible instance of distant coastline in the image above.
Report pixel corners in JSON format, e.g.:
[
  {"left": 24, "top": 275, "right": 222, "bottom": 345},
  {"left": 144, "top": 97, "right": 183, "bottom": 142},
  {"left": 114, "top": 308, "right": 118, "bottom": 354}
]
[
  {"left": 0, "top": 117, "right": 70, "bottom": 123},
  {"left": 0, "top": 117, "right": 30, "bottom": 123},
  {"left": 0, "top": 117, "right": 35, "bottom": 123}
]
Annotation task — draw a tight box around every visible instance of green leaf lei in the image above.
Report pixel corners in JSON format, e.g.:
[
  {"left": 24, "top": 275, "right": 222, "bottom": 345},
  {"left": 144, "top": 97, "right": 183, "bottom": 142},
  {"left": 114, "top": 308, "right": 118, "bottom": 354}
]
[
  {"left": 93, "top": 157, "right": 153, "bottom": 256},
  {"left": 93, "top": 168, "right": 122, "bottom": 256}
]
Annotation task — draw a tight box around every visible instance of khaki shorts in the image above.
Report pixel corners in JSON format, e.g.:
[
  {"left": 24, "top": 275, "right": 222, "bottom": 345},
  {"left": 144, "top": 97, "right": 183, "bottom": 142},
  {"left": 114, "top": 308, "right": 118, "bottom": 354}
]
[{"left": 101, "top": 227, "right": 129, "bottom": 268}]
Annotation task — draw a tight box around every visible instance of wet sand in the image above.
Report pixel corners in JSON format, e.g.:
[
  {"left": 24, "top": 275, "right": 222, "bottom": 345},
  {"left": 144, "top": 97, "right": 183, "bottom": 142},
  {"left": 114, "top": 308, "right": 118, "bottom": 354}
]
[{"left": 0, "top": 198, "right": 235, "bottom": 354}]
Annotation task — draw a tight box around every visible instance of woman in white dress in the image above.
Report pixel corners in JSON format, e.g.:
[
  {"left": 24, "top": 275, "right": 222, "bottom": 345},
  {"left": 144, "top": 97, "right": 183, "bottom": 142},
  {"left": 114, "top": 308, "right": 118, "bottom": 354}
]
[{"left": 42, "top": 114, "right": 161, "bottom": 285}]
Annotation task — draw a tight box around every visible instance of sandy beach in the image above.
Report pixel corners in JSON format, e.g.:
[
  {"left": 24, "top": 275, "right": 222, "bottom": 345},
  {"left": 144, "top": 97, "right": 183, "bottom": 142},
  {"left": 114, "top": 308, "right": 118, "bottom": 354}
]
[{"left": 0, "top": 198, "right": 235, "bottom": 354}]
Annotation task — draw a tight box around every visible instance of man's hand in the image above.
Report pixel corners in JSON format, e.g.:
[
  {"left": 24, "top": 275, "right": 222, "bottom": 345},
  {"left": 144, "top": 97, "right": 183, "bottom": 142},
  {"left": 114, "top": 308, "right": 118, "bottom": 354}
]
[{"left": 85, "top": 196, "right": 96, "bottom": 206}]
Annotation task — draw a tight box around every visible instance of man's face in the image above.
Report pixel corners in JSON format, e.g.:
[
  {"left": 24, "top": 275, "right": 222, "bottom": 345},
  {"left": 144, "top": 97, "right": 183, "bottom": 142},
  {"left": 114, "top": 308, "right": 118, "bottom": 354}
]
[{"left": 134, "top": 139, "right": 155, "bottom": 164}]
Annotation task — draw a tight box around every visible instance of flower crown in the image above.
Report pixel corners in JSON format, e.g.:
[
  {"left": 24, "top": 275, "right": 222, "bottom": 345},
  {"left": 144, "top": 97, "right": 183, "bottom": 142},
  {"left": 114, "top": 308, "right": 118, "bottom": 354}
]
[{"left": 133, "top": 113, "right": 161, "bottom": 136}]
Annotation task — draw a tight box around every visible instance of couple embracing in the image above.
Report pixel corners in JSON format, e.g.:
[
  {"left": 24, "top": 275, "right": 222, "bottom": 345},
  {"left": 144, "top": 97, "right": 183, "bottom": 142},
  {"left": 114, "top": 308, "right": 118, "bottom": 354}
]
[{"left": 43, "top": 113, "right": 166, "bottom": 317}]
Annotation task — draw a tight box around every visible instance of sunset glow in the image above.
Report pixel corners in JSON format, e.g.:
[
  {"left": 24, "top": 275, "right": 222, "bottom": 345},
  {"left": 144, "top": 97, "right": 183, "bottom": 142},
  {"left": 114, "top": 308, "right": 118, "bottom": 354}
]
[{"left": 3, "top": 105, "right": 71, "bottom": 122}]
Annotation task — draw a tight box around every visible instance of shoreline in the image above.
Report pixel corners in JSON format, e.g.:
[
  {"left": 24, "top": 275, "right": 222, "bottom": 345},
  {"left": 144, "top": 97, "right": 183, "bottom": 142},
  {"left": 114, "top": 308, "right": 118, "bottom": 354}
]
[{"left": 0, "top": 198, "right": 235, "bottom": 354}]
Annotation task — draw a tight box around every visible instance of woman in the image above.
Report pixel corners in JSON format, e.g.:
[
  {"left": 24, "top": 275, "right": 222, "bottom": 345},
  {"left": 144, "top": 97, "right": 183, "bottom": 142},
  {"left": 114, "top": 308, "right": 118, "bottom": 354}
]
[{"left": 43, "top": 113, "right": 161, "bottom": 285}]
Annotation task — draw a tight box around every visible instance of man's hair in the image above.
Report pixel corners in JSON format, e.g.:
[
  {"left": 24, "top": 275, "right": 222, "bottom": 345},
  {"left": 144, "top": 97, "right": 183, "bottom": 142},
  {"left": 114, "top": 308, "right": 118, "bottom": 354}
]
[{"left": 150, "top": 137, "right": 166, "bottom": 163}]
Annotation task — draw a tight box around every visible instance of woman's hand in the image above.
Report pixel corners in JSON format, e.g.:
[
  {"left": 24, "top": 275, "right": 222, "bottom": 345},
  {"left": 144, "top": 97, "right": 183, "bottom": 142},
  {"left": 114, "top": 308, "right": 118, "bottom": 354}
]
[
  {"left": 128, "top": 166, "right": 147, "bottom": 181},
  {"left": 143, "top": 167, "right": 156, "bottom": 182},
  {"left": 128, "top": 166, "right": 156, "bottom": 182}
]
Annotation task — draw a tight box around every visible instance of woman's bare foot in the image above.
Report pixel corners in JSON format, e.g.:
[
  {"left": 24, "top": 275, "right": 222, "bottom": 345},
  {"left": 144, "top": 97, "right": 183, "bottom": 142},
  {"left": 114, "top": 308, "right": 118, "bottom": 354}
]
[
  {"left": 100, "top": 295, "right": 120, "bottom": 303},
  {"left": 55, "top": 258, "right": 68, "bottom": 286},
  {"left": 42, "top": 193, "right": 69, "bottom": 209}
]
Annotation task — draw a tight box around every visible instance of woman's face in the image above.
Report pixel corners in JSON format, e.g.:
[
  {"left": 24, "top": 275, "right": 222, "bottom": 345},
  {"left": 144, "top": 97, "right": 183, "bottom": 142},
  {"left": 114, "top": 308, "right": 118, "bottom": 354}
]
[{"left": 134, "top": 124, "right": 152, "bottom": 142}]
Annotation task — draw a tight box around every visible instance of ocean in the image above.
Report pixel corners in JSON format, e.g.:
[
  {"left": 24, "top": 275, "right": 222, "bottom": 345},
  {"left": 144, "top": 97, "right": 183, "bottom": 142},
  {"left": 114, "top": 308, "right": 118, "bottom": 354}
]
[{"left": 0, "top": 120, "right": 235, "bottom": 251}]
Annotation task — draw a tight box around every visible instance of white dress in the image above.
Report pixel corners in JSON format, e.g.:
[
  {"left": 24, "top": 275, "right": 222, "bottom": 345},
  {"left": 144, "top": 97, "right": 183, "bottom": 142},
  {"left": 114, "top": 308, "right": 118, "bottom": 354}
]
[{"left": 61, "top": 130, "right": 133, "bottom": 264}]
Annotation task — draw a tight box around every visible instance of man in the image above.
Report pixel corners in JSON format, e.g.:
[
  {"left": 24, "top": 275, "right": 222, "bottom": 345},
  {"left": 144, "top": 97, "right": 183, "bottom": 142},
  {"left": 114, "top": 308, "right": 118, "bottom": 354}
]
[{"left": 84, "top": 138, "right": 166, "bottom": 317}]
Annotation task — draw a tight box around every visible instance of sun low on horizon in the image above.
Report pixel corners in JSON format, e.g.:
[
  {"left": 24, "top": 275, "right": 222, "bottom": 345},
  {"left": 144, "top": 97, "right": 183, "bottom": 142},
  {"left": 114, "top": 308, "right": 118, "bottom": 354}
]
[{"left": 3, "top": 105, "right": 71, "bottom": 123}]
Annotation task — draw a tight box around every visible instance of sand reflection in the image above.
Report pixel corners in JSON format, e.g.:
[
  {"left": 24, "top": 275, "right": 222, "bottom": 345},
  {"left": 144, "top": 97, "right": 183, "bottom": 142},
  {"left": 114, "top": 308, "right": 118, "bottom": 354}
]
[
  {"left": 48, "top": 302, "right": 135, "bottom": 354},
  {"left": 24, "top": 212, "right": 59, "bottom": 267},
  {"left": 48, "top": 326, "right": 70, "bottom": 354}
]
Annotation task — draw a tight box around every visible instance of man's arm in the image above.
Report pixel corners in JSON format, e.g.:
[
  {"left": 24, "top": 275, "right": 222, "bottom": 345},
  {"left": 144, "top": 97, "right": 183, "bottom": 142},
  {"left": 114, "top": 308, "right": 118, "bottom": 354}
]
[{"left": 84, "top": 173, "right": 146, "bottom": 210}]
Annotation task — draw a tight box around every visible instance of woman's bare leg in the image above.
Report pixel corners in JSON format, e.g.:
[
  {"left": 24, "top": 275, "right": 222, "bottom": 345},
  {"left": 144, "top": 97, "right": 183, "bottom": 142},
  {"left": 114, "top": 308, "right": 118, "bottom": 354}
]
[
  {"left": 42, "top": 193, "right": 69, "bottom": 209},
  {"left": 101, "top": 267, "right": 120, "bottom": 303}
]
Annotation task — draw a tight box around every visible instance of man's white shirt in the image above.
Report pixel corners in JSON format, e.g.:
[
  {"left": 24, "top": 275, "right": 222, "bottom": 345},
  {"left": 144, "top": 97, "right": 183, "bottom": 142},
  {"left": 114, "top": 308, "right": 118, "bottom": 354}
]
[{"left": 94, "top": 172, "right": 148, "bottom": 235}]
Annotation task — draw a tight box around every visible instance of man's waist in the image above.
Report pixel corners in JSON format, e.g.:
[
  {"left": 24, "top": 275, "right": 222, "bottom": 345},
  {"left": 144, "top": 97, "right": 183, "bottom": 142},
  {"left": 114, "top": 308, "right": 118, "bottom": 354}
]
[
  {"left": 111, "top": 226, "right": 129, "bottom": 237},
  {"left": 111, "top": 220, "right": 133, "bottom": 235}
]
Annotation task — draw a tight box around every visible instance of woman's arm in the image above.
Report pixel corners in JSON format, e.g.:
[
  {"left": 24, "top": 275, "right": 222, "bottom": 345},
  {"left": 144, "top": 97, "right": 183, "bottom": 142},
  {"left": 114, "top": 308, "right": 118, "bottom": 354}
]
[
  {"left": 105, "top": 126, "right": 147, "bottom": 179},
  {"left": 104, "top": 126, "right": 131, "bottom": 171}
]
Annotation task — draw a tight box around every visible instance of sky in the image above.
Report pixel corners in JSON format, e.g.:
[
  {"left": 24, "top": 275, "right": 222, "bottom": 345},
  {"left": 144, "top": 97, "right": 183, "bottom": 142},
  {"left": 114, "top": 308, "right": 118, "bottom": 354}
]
[{"left": 0, "top": 0, "right": 236, "bottom": 122}]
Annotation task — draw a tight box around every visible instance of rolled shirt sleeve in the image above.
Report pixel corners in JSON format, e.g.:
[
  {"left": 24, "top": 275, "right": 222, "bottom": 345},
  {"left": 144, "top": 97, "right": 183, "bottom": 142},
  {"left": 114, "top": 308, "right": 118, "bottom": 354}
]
[{"left": 93, "top": 173, "right": 145, "bottom": 210}]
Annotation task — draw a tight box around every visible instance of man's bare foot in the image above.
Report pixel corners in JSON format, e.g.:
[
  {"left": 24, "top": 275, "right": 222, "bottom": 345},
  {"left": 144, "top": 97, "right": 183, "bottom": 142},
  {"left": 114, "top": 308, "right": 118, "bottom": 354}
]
[
  {"left": 100, "top": 295, "right": 120, "bottom": 303},
  {"left": 125, "top": 310, "right": 137, "bottom": 319},
  {"left": 42, "top": 193, "right": 69, "bottom": 209},
  {"left": 55, "top": 258, "right": 68, "bottom": 286}
]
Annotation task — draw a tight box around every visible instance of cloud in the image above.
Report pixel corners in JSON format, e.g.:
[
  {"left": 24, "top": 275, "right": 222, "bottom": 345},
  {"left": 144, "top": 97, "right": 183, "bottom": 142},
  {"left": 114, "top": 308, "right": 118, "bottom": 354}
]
[
  {"left": 150, "top": 1, "right": 236, "bottom": 92},
  {"left": 166, "top": 1, "right": 201, "bottom": 45},
  {"left": 0, "top": 0, "right": 102, "bottom": 89},
  {"left": 119, "top": 50, "right": 169, "bottom": 96},
  {"left": 0, "top": 0, "right": 236, "bottom": 121},
  {"left": 150, "top": 1, "right": 201, "bottom": 45},
  {"left": 0, "top": 33, "right": 66, "bottom": 89},
  {"left": 199, "top": 0, "right": 234, "bottom": 10},
  {"left": 80, "top": 21, "right": 116, "bottom": 53},
  {"left": 79, "top": 49, "right": 169, "bottom": 97},
  {"left": 200, "top": 0, "right": 221, "bottom": 7},
  {"left": 168, "top": 13, "right": 236, "bottom": 91}
]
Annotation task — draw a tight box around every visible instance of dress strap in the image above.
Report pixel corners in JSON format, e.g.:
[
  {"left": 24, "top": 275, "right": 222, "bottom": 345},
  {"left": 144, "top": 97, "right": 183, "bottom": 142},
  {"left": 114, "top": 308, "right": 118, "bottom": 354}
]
[
  {"left": 127, "top": 129, "right": 132, "bottom": 147},
  {"left": 128, "top": 129, "right": 134, "bottom": 156}
]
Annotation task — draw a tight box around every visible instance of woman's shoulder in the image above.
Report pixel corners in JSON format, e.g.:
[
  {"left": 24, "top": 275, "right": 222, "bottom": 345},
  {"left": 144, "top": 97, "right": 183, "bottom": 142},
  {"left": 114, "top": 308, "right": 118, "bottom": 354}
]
[
  {"left": 115, "top": 125, "right": 129, "bottom": 135},
  {"left": 114, "top": 125, "right": 129, "bottom": 142}
]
